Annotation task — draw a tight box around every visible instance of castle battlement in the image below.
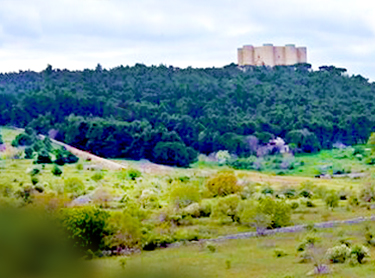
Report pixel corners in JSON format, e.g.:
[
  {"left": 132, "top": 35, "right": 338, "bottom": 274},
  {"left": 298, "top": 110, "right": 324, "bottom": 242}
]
[{"left": 237, "top": 44, "right": 307, "bottom": 67}]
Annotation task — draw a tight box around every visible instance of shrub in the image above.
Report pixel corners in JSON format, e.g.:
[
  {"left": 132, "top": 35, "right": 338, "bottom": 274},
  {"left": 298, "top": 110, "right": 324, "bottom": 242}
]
[
  {"left": 297, "top": 234, "right": 321, "bottom": 252},
  {"left": 240, "top": 197, "right": 291, "bottom": 229},
  {"left": 54, "top": 148, "right": 79, "bottom": 165},
  {"left": 169, "top": 181, "right": 201, "bottom": 208},
  {"left": 290, "top": 201, "right": 299, "bottom": 210},
  {"left": 261, "top": 187, "right": 274, "bottom": 195},
  {"left": 60, "top": 207, "right": 110, "bottom": 254},
  {"left": 211, "top": 194, "right": 240, "bottom": 222},
  {"left": 198, "top": 199, "right": 213, "bottom": 217},
  {"left": 360, "top": 182, "right": 375, "bottom": 202},
  {"left": 126, "top": 168, "right": 142, "bottom": 180},
  {"left": 31, "top": 177, "right": 39, "bottom": 185},
  {"left": 142, "top": 232, "right": 175, "bottom": 250},
  {"left": 205, "top": 242, "right": 216, "bottom": 253},
  {"left": 24, "top": 147, "right": 34, "bottom": 159},
  {"left": 350, "top": 245, "right": 370, "bottom": 264},
  {"left": 152, "top": 141, "right": 197, "bottom": 167},
  {"left": 227, "top": 156, "right": 257, "bottom": 170},
  {"left": 51, "top": 165, "right": 63, "bottom": 176},
  {"left": 306, "top": 200, "right": 316, "bottom": 208},
  {"left": 282, "top": 188, "right": 297, "bottom": 199},
  {"left": 104, "top": 211, "right": 142, "bottom": 250},
  {"left": 325, "top": 191, "right": 339, "bottom": 209},
  {"left": 274, "top": 248, "right": 288, "bottom": 257},
  {"left": 205, "top": 172, "right": 240, "bottom": 197},
  {"left": 64, "top": 178, "right": 85, "bottom": 197},
  {"left": 326, "top": 244, "right": 351, "bottom": 263},
  {"left": 11, "top": 133, "right": 34, "bottom": 147},
  {"left": 36, "top": 149, "right": 52, "bottom": 164},
  {"left": 76, "top": 163, "right": 84, "bottom": 170},
  {"left": 91, "top": 171, "right": 104, "bottom": 182},
  {"left": 30, "top": 168, "right": 40, "bottom": 176},
  {"left": 182, "top": 203, "right": 201, "bottom": 218}
]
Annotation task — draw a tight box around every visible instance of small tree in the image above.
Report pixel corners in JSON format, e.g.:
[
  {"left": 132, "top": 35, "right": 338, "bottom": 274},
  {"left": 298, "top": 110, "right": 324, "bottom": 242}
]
[
  {"left": 51, "top": 165, "right": 63, "bottom": 176},
  {"left": 325, "top": 191, "right": 339, "bottom": 210},
  {"left": 24, "top": 147, "right": 34, "bottom": 159},
  {"left": 36, "top": 149, "right": 52, "bottom": 164},
  {"left": 0, "top": 132, "right": 3, "bottom": 145}
]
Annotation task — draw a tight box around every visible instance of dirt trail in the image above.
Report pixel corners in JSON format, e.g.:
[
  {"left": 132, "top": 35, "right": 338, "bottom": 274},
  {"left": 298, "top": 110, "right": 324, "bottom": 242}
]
[{"left": 44, "top": 137, "right": 128, "bottom": 170}]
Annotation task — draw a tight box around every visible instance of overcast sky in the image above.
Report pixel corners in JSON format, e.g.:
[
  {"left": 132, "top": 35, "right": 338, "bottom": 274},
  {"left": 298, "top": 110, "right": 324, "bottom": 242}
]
[{"left": 1, "top": 0, "right": 375, "bottom": 80}]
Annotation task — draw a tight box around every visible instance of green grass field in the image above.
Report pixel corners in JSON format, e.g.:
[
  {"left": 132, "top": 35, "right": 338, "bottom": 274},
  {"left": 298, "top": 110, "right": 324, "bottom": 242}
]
[
  {"left": 94, "top": 222, "right": 375, "bottom": 278},
  {"left": 2, "top": 127, "right": 375, "bottom": 277}
]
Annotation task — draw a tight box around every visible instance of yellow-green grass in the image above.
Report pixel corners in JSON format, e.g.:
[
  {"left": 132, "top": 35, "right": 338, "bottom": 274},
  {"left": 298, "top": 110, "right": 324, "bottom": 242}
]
[
  {"left": 94, "top": 222, "right": 375, "bottom": 278},
  {"left": 0, "top": 127, "right": 22, "bottom": 144}
]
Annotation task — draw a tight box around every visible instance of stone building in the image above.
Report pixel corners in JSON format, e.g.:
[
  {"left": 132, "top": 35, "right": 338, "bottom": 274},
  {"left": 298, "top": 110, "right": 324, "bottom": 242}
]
[{"left": 237, "top": 44, "right": 307, "bottom": 67}]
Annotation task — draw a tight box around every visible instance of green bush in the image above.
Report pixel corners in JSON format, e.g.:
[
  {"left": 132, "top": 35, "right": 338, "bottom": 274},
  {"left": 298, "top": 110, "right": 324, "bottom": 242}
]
[
  {"left": 64, "top": 178, "right": 85, "bottom": 196},
  {"left": 36, "top": 149, "right": 52, "bottom": 164},
  {"left": 31, "top": 177, "right": 39, "bottom": 185},
  {"left": 211, "top": 194, "right": 240, "bottom": 222},
  {"left": 297, "top": 234, "right": 321, "bottom": 252},
  {"left": 326, "top": 244, "right": 351, "bottom": 263},
  {"left": 227, "top": 156, "right": 257, "bottom": 170},
  {"left": 91, "top": 171, "right": 104, "bottom": 182},
  {"left": 142, "top": 232, "right": 175, "bottom": 251},
  {"left": 325, "top": 191, "right": 339, "bottom": 209},
  {"left": 52, "top": 165, "right": 63, "bottom": 176},
  {"left": 350, "top": 245, "right": 370, "bottom": 264},
  {"left": 239, "top": 197, "right": 291, "bottom": 229},
  {"left": 205, "top": 242, "right": 216, "bottom": 253},
  {"left": 274, "top": 248, "right": 288, "bottom": 257},
  {"left": 169, "top": 181, "right": 201, "bottom": 208},
  {"left": 11, "top": 133, "right": 34, "bottom": 147},
  {"left": 60, "top": 207, "right": 110, "bottom": 254},
  {"left": 30, "top": 168, "right": 40, "bottom": 176},
  {"left": 306, "top": 200, "right": 316, "bottom": 208},
  {"left": 290, "top": 201, "right": 299, "bottom": 209},
  {"left": 126, "top": 168, "right": 142, "bottom": 180},
  {"left": 104, "top": 211, "right": 142, "bottom": 249},
  {"left": 360, "top": 182, "right": 375, "bottom": 202},
  {"left": 205, "top": 172, "right": 240, "bottom": 197},
  {"left": 24, "top": 147, "right": 34, "bottom": 159}
]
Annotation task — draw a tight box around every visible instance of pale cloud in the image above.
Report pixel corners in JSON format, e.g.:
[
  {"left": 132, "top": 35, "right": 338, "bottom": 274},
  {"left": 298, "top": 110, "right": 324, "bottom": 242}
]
[{"left": 0, "top": 0, "right": 374, "bottom": 80}]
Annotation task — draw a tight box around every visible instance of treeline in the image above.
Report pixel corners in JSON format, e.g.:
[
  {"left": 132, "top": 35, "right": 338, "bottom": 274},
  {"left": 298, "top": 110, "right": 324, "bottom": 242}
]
[{"left": 0, "top": 63, "right": 374, "bottom": 166}]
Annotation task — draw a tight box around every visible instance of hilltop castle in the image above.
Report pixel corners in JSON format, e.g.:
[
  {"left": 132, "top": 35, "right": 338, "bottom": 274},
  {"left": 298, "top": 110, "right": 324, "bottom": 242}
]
[{"left": 237, "top": 44, "right": 307, "bottom": 67}]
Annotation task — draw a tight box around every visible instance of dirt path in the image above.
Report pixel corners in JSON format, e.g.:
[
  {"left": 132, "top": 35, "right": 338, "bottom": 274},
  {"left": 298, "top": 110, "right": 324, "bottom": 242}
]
[{"left": 45, "top": 137, "right": 128, "bottom": 170}]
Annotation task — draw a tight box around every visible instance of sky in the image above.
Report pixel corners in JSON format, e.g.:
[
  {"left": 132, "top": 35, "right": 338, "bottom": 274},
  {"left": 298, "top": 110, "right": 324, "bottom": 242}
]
[{"left": 0, "top": 0, "right": 375, "bottom": 80}]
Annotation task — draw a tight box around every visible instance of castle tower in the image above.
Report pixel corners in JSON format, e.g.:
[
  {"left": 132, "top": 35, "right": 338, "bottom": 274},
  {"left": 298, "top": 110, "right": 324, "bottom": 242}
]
[
  {"left": 285, "top": 44, "right": 298, "bottom": 65},
  {"left": 262, "top": 44, "right": 275, "bottom": 67},
  {"left": 297, "top": 47, "right": 307, "bottom": 63},
  {"left": 237, "top": 48, "right": 244, "bottom": 66}
]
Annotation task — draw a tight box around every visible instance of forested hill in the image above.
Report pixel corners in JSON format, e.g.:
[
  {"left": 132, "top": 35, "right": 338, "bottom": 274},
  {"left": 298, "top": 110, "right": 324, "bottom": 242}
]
[{"left": 1, "top": 63, "right": 374, "bottom": 166}]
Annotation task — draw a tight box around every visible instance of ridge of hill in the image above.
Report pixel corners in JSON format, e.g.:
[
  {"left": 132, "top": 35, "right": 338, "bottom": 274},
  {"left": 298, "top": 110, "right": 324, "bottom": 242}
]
[{"left": 0, "top": 63, "right": 374, "bottom": 165}]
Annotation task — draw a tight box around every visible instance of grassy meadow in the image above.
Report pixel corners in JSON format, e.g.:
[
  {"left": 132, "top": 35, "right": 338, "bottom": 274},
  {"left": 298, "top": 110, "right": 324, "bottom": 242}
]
[{"left": 1, "top": 126, "right": 375, "bottom": 277}]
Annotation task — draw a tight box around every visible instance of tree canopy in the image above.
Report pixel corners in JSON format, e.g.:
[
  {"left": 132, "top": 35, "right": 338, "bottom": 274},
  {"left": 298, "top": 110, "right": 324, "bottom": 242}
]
[{"left": 0, "top": 63, "right": 374, "bottom": 165}]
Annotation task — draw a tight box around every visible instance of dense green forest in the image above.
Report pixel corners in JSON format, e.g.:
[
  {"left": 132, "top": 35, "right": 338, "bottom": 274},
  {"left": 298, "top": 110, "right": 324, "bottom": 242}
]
[{"left": 0, "top": 63, "right": 374, "bottom": 166}]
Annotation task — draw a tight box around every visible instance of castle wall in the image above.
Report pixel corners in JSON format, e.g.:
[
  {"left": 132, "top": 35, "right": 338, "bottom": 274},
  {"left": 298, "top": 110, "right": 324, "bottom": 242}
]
[
  {"left": 237, "top": 44, "right": 307, "bottom": 66},
  {"left": 297, "top": 47, "right": 307, "bottom": 63},
  {"left": 254, "top": 46, "right": 264, "bottom": 66},
  {"left": 274, "top": 46, "right": 286, "bottom": 65},
  {"left": 242, "top": 45, "right": 254, "bottom": 65},
  {"left": 285, "top": 44, "right": 298, "bottom": 65},
  {"left": 237, "top": 48, "right": 244, "bottom": 66},
  {"left": 262, "top": 44, "right": 275, "bottom": 67}
]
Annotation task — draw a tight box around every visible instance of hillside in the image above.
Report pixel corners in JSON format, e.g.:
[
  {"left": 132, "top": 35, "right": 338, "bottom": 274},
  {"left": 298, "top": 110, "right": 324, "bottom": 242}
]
[{"left": 1, "top": 63, "right": 374, "bottom": 165}]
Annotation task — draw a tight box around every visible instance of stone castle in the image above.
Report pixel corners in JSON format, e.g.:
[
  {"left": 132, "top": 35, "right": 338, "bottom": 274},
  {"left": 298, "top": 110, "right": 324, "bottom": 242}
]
[{"left": 237, "top": 44, "right": 307, "bottom": 67}]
